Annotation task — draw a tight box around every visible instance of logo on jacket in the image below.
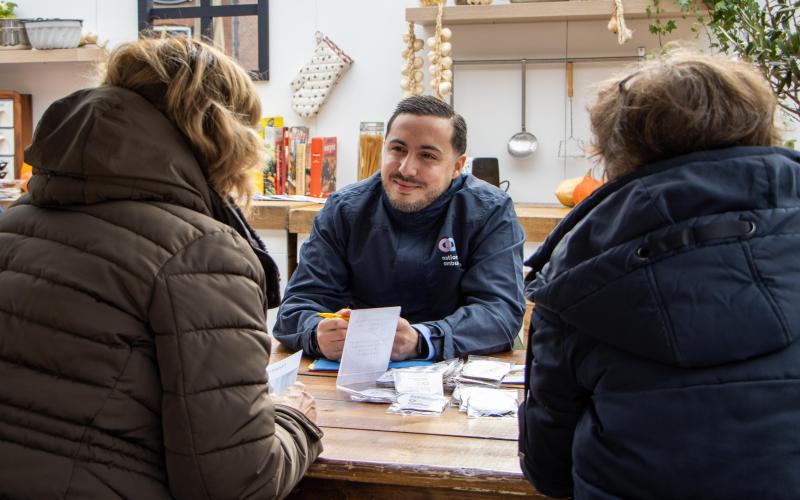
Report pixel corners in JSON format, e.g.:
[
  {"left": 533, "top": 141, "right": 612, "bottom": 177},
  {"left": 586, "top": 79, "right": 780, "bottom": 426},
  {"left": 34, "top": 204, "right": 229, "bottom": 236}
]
[
  {"left": 438, "top": 237, "right": 456, "bottom": 253},
  {"left": 438, "top": 237, "right": 460, "bottom": 267}
]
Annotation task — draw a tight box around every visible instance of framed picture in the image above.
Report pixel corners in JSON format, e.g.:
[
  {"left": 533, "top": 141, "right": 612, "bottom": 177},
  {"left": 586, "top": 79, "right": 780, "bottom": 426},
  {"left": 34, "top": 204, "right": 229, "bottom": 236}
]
[{"left": 138, "top": 0, "right": 270, "bottom": 81}]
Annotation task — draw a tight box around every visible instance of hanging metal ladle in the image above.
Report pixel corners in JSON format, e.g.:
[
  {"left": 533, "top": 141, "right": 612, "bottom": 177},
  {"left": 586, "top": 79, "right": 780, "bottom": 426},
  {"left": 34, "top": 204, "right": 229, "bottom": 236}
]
[{"left": 507, "top": 59, "right": 538, "bottom": 157}]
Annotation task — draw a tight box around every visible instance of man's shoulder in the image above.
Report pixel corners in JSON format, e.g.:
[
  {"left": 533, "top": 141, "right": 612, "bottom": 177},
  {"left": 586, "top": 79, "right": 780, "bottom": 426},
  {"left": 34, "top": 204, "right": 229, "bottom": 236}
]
[
  {"left": 324, "top": 175, "right": 382, "bottom": 215},
  {"left": 453, "top": 174, "right": 513, "bottom": 215}
]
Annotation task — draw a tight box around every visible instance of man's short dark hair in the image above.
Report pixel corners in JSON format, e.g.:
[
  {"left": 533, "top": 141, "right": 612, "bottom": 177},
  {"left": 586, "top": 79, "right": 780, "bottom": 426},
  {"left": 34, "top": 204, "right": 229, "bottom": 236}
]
[{"left": 386, "top": 95, "right": 467, "bottom": 156}]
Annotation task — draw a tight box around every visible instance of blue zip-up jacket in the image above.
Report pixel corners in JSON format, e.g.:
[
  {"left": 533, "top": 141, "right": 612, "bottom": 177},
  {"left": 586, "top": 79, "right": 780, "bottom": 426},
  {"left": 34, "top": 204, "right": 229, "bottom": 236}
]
[
  {"left": 273, "top": 173, "right": 525, "bottom": 360},
  {"left": 519, "top": 146, "right": 800, "bottom": 499}
]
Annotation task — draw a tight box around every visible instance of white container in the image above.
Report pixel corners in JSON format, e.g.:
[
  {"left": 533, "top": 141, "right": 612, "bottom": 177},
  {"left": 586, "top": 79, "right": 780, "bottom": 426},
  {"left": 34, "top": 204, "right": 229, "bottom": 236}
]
[
  {"left": 0, "top": 19, "right": 31, "bottom": 49},
  {"left": 23, "top": 19, "right": 82, "bottom": 50}
]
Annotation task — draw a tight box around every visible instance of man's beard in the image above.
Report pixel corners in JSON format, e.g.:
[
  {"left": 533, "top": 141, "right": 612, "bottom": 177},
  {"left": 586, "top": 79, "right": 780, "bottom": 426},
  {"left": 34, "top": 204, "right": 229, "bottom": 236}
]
[{"left": 383, "top": 173, "right": 448, "bottom": 213}]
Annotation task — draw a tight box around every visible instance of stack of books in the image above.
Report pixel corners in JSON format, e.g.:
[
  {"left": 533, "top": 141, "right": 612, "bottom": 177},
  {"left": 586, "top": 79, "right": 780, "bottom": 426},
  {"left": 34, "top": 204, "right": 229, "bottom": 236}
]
[{"left": 261, "top": 116, "right": 337, "bottom": 198}]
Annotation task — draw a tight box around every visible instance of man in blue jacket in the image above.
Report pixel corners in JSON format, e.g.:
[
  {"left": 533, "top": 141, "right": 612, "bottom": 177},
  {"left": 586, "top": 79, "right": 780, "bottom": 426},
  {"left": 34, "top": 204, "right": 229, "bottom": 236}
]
[{"left": 274, "top": 96, "right": 525, "bottom": 361}]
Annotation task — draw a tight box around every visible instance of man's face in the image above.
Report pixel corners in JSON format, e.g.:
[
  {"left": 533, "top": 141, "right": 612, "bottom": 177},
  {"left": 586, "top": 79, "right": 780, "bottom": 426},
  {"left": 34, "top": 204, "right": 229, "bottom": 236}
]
[{"left": 381, "top": 113, "right": 466, "bottom": 213}]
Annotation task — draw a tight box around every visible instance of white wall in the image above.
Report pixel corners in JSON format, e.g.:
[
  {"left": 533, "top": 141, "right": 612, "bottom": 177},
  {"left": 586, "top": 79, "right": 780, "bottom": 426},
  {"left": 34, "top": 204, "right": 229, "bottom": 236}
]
[
  {"left": 4, "top": 0, "right": 798, "bottom": 203},
  {"left": 259, "top": 0, "right": 707, "bottom": 203},
  {"left": 3, "top": 0, "right": 137, "bottom": 124}
]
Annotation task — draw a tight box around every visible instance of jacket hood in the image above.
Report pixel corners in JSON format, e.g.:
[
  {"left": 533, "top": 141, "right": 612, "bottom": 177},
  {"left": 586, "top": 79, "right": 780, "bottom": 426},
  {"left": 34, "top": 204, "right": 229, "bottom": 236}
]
[
  {"left": 527, "top": 146, "right": 800, "bottom": 368},
  {"left": 23, "top": 86, "right": 213, "bottom": 215}
]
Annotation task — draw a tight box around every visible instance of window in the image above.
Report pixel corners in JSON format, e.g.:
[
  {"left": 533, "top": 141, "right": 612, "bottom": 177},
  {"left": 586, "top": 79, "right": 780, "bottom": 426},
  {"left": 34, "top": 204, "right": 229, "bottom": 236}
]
[{"left": 138, "top": 0, "right": 269, "bottom": 80}]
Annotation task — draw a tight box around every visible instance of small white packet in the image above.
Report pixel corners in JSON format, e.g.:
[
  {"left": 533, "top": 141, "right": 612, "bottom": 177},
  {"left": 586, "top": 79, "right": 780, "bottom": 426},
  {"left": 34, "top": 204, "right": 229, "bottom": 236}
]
[
  {"left": 393, "top": 371, "right": 444, "bottom": 396},
  {"left": 465, "top": 388, "right": 519, "bottom": 418},
  {"left": 452, "top": 384, "right": 487, "bottom": 411},
  {"left": 387, "top": 393, "right": 449, "bottom": 416},
  {"left": 459, "top": 356, "right": 513, "bottom": 383},
  {"left": 348, "top": 387, "right": 398, "bottom": 404},
  {"left": 501, "top": 364, "right": 526, "bottom": 385},
  {"left": 377, "top": 358, "right": 462, "bottom": 387}
]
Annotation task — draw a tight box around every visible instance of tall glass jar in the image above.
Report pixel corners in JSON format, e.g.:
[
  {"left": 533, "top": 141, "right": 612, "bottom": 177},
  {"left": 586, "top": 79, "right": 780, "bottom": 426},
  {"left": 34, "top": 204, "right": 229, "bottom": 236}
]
[{"left": 358, "top": 122, "right": 384, "bottom": 180}]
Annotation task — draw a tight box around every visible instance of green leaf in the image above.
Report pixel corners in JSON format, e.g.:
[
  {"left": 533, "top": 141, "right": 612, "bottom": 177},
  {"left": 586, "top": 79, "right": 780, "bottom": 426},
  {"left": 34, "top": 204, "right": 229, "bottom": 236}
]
[{"left": 791, "top": 58, "right": 800, "bottom": 80}]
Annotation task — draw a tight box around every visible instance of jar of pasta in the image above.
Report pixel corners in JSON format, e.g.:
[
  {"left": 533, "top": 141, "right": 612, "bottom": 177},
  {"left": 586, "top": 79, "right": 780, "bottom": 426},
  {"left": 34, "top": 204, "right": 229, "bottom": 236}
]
[{"left": 358, "top": 122, "right": 384, "bottom": 181}]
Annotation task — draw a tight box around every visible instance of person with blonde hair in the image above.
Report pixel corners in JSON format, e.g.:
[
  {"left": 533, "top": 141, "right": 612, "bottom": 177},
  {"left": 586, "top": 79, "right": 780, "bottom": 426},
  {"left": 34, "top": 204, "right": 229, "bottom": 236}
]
[
  {"left": 519, "top": 49, "right": 800, "bottom": 499},
  {"left": 0, "top": 37, "right": 322, "bottom": 499}
]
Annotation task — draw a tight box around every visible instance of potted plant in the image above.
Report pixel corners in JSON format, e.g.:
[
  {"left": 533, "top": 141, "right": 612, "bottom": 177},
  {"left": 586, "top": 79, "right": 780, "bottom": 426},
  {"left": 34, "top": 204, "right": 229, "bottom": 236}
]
[
  {"left": 647, "top": 0, "right": 798, "bottom": 137},
  {"left": 0, "top": 1, "right": 17, "bottom": 18},
  {"left": 705, "top": 0, "right": 799, "bottom": 125},
  {"left": 0, "top": 1, "right": 29, "bottom": 49}
]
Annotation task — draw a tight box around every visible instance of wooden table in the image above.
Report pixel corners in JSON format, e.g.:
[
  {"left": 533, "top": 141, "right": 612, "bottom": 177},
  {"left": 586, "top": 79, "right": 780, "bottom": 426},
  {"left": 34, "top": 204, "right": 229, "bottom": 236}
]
[
  {"left": 249, "top": 200, "right": 316, "bottom": 277},
  {"left": 269, "top": 342, "right": 544, "bottom": 499},
  {"left": 514, "top": 203, "right": 571, "bottom": 242}
]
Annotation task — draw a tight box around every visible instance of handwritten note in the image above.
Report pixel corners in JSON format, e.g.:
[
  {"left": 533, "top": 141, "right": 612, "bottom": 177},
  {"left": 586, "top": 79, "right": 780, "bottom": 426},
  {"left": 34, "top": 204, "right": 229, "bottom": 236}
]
[
  {"left": 336, "top": 306, "right": 401, "bottom": 392},
  {"left": 266, "top": 350, "right": 303, "bottom": 394}
]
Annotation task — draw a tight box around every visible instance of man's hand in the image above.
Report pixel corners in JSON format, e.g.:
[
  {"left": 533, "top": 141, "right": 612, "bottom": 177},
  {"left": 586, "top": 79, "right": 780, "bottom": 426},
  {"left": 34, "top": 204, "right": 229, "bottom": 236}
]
[
  {"left": 272, "top": 382, "right": 317, "bottom": 422},
  {"left": 316, "top": 308, "right": 350, "bottom": 360},
  {"left": 392, "top": 317, "right": 420, "bottom": 361}
]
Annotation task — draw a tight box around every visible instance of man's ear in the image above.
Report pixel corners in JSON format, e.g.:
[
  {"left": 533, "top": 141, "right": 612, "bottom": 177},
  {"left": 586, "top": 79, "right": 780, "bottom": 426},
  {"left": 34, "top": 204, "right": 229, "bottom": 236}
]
[{"left": 451, "top": 154, "right": 467, "bottom": 179}]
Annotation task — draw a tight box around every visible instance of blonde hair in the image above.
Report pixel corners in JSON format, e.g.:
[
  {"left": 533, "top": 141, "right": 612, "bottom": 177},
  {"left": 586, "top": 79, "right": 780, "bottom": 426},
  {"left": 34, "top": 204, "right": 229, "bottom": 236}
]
[
  {"left": 589, "top": 49, "right": 782, "bottom": 179},
  {"left": 102, "top": 36, "right": 263, "bottom": 209}
]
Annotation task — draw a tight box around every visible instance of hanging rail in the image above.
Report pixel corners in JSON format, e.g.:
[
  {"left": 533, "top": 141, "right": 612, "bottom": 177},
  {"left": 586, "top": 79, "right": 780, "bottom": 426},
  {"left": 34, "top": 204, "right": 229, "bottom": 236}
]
[
  {"left": 449, "top": 51, "right": 646, "bottom": 106},
  {"left": 452, "top": 54, "right": 643, "bottom": 66}
]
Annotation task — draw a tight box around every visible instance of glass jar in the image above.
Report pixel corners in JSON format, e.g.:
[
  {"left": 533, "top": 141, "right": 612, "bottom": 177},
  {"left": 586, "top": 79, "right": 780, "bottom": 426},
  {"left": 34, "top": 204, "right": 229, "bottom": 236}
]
[{"left": 358, "top": 122, "right": 384, "bottom": 181}]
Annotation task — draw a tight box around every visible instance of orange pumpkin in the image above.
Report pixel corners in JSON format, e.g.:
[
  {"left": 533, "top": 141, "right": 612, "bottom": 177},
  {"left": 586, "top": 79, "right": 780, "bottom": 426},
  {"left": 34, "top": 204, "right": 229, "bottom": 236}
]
[
  {"left": 572, "top": 174, "right": 604, "bottom": 205},
  {"left": 19, "top": 162, "right": 33, "bottom": 193}
]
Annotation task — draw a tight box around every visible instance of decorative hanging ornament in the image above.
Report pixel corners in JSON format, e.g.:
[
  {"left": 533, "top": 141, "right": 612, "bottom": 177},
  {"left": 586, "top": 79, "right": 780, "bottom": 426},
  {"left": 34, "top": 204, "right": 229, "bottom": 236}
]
[
  {"left": 400, "top": 22, "right": 425, "bottom": 97},
  {"left": 427, "top": 3, "right": 453, "bottom": 100},
  {"left": 608, "top": 0, "right": 633, "bottom": 45}
]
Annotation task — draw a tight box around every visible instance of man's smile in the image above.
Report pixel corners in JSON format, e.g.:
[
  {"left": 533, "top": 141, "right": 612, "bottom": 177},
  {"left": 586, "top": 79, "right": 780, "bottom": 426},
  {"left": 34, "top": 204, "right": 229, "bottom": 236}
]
[{"left": 391, "top": 175, "right": 423, "bottom": 194}]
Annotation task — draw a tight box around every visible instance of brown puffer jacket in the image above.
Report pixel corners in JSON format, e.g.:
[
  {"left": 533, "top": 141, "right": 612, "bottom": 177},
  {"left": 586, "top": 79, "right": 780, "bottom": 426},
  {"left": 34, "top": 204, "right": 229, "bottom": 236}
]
[{"left": 0, "top": 86, "right": 322, "bottom": 499}]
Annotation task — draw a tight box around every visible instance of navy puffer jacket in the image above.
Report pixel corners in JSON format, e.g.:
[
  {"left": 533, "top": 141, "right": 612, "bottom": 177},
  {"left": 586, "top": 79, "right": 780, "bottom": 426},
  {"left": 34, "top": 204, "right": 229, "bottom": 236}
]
[{"left": 519, "top": 146, "right": 800, "bottom": 499}]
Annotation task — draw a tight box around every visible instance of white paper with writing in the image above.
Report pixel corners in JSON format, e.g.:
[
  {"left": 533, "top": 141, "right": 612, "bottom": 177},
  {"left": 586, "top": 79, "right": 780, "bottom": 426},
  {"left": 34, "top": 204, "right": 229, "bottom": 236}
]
[
  {"left": 336, "top": 306, "right": 401, "bottom": 392},
  {"left": 266, "top": 350, "right": 303, "bottom": 394}
]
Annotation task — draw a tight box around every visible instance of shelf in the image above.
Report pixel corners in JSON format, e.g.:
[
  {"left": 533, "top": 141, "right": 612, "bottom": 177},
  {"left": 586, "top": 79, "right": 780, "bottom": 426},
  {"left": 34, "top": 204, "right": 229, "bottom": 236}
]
[
  {"left": 406, "top": 0, "right": 697, "bottom": 25},
  {"left": 0, "top": 47, "right": 106, "bottom": 64}
]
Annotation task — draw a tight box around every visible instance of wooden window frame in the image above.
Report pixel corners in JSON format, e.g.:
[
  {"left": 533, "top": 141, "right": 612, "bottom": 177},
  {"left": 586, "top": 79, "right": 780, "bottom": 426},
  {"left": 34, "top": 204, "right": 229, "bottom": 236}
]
[{"left": 137, "top": 0, "right": 270, "bottom": 80}]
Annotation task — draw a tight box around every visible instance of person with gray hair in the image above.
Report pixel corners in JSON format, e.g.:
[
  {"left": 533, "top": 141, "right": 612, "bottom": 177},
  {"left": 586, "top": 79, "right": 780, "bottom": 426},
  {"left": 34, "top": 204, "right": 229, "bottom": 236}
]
[
  {"left": 519, "top": 49, "right": 800, "bottom": 499},
  {"left": 275, "top": 95, "right": 526, "bottom": 362}
]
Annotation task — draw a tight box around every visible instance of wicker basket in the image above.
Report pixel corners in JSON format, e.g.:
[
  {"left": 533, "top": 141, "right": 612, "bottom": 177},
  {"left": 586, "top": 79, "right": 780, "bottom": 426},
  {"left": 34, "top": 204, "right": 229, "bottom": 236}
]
[{"left": 23, "top": 19, "right": 82, "bottom": 50}]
